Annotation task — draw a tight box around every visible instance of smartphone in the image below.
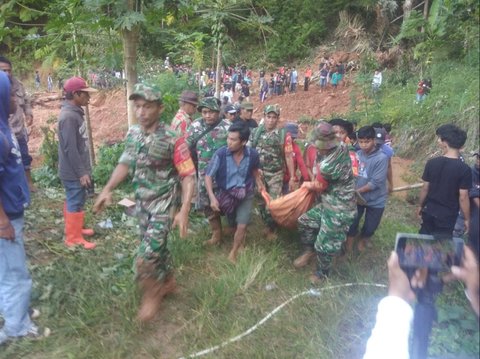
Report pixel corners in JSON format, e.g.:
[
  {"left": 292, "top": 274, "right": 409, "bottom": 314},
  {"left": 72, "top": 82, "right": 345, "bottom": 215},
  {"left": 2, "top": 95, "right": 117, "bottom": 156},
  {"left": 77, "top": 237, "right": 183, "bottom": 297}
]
[{"left": 394, "top": 233, "right": 464, "bottom": 272}]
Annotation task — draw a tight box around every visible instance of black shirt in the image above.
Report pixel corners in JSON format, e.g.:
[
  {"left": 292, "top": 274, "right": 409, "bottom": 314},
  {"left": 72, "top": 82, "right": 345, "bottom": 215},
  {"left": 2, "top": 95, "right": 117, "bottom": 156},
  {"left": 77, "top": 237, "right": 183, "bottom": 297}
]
[
  {"left": 233, "top": 117, "right": 258, "bottom": 129},
  {"left": 422, "top": 156, "right": 472, "bottom": 219}
]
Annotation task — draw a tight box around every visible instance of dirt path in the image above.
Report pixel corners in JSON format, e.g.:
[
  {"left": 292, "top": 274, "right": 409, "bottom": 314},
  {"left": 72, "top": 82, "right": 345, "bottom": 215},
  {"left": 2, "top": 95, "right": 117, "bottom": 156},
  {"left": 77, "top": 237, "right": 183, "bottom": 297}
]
[{"left": 391, "top": 157, "right": 418, "bottom": 199}]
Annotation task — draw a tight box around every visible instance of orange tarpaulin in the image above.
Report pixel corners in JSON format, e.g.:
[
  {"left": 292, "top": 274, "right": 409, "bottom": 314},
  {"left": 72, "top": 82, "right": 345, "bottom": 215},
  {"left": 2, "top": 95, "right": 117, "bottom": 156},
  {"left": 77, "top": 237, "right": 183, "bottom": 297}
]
[{"left": 261, "top": 187, "right": 316, "bottom": 229}]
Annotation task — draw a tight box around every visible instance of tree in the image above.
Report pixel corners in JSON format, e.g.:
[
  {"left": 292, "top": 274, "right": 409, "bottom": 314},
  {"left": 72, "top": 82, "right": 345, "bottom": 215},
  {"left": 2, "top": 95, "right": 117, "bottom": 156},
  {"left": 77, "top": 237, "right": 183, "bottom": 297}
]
[
  {"left": 85, "top": 0, "right": 147, "bottom": 126},
  {"left": 196, "top": 0, "right": 272, "bottom": 98}
]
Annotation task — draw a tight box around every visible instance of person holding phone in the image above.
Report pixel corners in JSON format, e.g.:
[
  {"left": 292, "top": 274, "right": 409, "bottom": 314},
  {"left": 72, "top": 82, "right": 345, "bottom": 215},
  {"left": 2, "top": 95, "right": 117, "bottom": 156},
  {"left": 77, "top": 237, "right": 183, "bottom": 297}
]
[{"left": 363, "top": 246, "right": 479, "bottom": 359}]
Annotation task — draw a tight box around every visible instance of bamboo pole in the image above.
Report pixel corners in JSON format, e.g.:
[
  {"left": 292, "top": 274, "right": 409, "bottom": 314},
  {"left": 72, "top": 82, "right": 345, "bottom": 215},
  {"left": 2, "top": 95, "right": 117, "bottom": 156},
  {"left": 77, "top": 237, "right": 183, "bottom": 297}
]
[{"left": 392, "top": 183, "right": 423, "bottom": 192}]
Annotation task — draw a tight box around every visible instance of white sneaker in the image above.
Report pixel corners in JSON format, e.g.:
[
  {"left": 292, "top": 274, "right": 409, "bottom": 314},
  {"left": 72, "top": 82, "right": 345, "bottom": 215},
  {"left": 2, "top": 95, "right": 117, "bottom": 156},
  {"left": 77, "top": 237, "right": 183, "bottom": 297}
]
[
  {"left": 0, "top": 325, "right": 51, "bottom": 346},
  {"left": 30, "top": 308, "right": 41, "bottom": 319}
]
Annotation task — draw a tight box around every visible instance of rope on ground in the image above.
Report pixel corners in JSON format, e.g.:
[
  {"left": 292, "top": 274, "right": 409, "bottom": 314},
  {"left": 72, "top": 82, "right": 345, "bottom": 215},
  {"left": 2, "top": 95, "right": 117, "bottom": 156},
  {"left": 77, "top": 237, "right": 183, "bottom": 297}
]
[{"left": 177, "top": 282, "right": 387, "bottom": 359}]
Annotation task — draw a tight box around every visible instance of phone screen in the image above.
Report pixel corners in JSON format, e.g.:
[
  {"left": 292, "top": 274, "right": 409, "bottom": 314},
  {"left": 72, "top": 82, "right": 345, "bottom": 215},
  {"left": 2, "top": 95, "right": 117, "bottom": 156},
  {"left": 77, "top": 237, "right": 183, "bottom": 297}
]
[{"left": 395, "top": 233, "right": 463, "bottom": 271}]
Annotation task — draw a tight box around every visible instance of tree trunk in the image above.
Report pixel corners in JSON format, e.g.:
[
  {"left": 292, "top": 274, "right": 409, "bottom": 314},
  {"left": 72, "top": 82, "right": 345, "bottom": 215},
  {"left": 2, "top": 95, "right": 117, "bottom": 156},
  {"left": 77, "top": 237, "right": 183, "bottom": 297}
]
[
  {"left": 215, "top": 41, "right": 222, "bottom": 99},
  {"left": 72, "top": 23, "right": 95, "bottom": 166},
  {"left": 403, "top": 0, "right": 414, "bottom": 21},
  {"left": 123, "top": 26, "right": 139, "bottom": 126},
  {"left": 84, "top": 104, "right": 95, "bottom": 166},
  {"left": 421, "top": 0, "right": 429, "bottom": 33}
]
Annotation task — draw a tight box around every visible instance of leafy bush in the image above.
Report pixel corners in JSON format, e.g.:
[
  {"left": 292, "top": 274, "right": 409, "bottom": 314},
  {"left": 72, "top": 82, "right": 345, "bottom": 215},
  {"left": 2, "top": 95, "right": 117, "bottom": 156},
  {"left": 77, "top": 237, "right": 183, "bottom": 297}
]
[
  {"left": 33, "top": 120, "right": 61, "bottom": 187},
  {"left": 348, "top": 55, "right": 479, "bottom": 161},
  {"left": 32, "top": 165, "right": 61, "bottom": 188},
  {"left": 93, "top": 142, "right": 132, "bottom": 190},
  {"left": 147, "top": 71, "right": 197, "bottom": 125},
  {"left": 39, "top": 119, "right": 59, "bottom": 171}
]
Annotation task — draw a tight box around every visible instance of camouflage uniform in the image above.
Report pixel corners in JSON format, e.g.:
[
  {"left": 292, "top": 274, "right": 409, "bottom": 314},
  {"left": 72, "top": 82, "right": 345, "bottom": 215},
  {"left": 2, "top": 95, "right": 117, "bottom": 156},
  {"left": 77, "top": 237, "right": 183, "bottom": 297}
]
[
  {"left": 298, "top": 129, "right": 356, "bottom": 273},
  {"left": 250, "top": 107, "right": 292, "bottom": 228},
  {"left": 170, "top": 108, "right": 192, "bottom": 135},
  {"left": 9, "top": 77, "right": 33, "bottom": 170},
  {"left": 120, "top": 84, "right": 195, "bottom": 282},
  {"left": 186, "top": 99, "right": 229, "bottom": 213}
]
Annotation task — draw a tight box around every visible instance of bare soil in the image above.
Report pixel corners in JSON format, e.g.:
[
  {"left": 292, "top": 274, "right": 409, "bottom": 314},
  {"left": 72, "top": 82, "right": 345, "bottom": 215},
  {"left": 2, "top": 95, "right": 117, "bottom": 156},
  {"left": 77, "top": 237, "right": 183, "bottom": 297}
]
[
  {"left": 27, "top": 56, "right": 413, "bottom": 189},
  {"left": 29, "top": 88, "right": 128, "bottom": 167}
]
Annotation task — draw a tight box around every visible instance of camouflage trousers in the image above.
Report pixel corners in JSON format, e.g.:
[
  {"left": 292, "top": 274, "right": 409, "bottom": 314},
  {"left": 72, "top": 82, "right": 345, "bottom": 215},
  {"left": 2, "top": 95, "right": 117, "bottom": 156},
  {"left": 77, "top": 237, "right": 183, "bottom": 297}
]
[
  {"left": 259, "top": 170, "right": 284, "bottom": 229},
  {"left": 298, "top": 203, "right": 355, "bottom": 270},
  {"left": 135, "top": 208, "right": 173, "bottom": 283}
]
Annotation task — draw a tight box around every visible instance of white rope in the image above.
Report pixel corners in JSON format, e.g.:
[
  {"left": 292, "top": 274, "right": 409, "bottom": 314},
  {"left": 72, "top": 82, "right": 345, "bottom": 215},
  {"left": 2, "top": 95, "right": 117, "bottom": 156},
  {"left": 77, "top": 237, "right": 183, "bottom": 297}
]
[{"left": 178, "top": 282, "right": 387, "bottom": 359}]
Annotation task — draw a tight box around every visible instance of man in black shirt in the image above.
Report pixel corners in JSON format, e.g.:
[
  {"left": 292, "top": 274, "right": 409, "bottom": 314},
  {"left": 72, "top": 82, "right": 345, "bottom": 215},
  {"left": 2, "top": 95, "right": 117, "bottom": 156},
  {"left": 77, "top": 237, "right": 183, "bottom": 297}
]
[
  {"left": 233, "top": 102, "right": 257, "bottom": 129},
  {"left": 418, "top": 124, "right": 472, "bottom": 238}
]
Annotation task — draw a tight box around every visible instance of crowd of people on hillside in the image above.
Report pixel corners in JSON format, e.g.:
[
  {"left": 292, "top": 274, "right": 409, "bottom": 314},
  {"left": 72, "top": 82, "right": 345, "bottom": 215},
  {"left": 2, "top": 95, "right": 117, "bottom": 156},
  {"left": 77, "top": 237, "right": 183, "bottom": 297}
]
[{"left": 1, "top": 52, "right": 478, "bottom": 358}]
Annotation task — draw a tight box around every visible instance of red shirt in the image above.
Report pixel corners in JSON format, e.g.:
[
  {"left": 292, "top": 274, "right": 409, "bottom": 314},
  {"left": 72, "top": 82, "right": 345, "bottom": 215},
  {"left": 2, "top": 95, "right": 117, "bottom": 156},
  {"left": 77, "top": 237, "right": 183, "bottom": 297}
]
[{"left": 284, "top": 141, "right": 310, "bottom": 183}]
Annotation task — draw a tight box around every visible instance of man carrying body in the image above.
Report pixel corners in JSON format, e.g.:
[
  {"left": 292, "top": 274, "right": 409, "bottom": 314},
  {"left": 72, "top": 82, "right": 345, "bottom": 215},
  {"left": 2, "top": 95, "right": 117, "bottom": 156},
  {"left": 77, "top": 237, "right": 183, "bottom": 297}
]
[
  {"left": 346, "top": 126, "right": 389, "bottom": 252},
  {"left": 58, "top": 76, "right": 98, "bottom": 249},
  {"left": 0, "top": 56, "right": 36, "bottom": 192},
  {"left": 186, "top": 97, "right": 230, "bottom": 245},
  {"left": 294, "top": 121, "right": 356, "bottom": 282},
  {"left": 250, "top": 104, "right": 295, "bottom": 240},
  {"left": 170, "top": 90, "right": 198, "bottom": 135},
  {"left": 93, "top": 83, "right": 195, "bottom": 322},
  {"left": 233, "top": 101, "right": 257, "bottom": 129},
  {"left": 418, "top": 124, "right": 471, "bottom": 238},
  {"left": 205, "top": 121, "right": 264, "bottom": 263}
]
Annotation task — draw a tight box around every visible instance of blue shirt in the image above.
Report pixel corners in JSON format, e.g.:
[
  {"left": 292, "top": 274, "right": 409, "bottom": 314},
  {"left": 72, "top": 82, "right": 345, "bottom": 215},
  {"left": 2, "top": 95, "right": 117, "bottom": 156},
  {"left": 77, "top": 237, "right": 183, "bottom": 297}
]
[
  {"left": 380, "top": 143, "right": 394, "bottom": 159},
  {"left": 356, "top": 148, "right": 388, "bottom": 208},
  {"left": 291, "top": 70, "right": 298, "bottom": 83},
  {"left": 0, "top": 72, "right": 30, "bottom": 218},
  {"left": 206, "top": 146, "right": 260, "bottom": 190}
]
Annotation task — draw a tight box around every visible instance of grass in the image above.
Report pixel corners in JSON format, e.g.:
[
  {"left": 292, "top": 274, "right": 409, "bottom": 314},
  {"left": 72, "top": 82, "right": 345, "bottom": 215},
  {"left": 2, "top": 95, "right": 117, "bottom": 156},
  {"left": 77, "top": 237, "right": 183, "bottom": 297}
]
[
  {"left": 348, "top": 57, "right": 480, "bottom": 161},
  {"left": 1, "top": 189, "right": 478, "bottom": 359}
]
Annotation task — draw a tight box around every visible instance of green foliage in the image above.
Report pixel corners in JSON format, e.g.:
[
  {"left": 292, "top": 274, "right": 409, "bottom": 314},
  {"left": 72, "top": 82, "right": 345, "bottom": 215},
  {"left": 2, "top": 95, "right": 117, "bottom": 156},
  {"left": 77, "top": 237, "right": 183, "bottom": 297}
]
[
  {"left": 38, "top": 120, "right": 58, "bottom": 170},
  {"left": 260, "top": 0, "right": 330, "bottom": 63},
  {"left": 32, "top": 166, "right": 61, "bottom": 188},
  {"left": 396, "top": 0, "right": 479, "bottom": 66},
  {"left": 33, "top": 118, "right": 61, "bottom": 187},
  {"left": 349, "top": 54, "right": 479, "bottom": 160},
  {"left": 93, "top": 142, "right": 132, "bottom": 190},
  {"left": 147, "top": 71, "right": 197, "bottom": 124},
  {"left": 430, "top": 295, "right": 480, "bottom": 355}
]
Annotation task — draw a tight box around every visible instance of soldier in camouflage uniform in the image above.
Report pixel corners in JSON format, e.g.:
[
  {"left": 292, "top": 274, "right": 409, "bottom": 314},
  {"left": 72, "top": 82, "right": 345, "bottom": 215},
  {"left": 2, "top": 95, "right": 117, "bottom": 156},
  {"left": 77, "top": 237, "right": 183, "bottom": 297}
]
[
  {"left": 185, "top": 97, "right": 230, "bottom": 245},
  {"left": 294, "top": 121, "right": 356, "bottom": 283},
  {"left": 93, "top": 83, "right": 195, "bottom": 322},
  {"left": 250, "top": 104, "right": 295, "bottom": 240}
]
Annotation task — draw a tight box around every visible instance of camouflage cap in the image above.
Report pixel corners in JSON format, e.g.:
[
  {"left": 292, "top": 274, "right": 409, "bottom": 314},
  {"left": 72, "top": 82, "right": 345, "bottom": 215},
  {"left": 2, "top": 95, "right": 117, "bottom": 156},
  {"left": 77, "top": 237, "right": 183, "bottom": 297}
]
[
  {"left": 129, "top": 83, "right": 162, "bottom": 102},
  {"left": 197, "top": 97, "right": 221, "bottom": 112},
  {"left": 240, "top": 101, "right": 254, "bottom": 110},
  {"left": 311, "top": 120, "right": 338, "bottom": 150},
  {"left": 264, "top": 104, "right": 280, "bottom": 115}
]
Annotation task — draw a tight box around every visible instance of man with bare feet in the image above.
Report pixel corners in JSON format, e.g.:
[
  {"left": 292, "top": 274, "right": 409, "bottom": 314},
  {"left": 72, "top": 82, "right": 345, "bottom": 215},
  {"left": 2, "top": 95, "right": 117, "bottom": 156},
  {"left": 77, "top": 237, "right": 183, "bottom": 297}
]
[{"left": 205, "top": 121, "right": 264, "bottom": 263}]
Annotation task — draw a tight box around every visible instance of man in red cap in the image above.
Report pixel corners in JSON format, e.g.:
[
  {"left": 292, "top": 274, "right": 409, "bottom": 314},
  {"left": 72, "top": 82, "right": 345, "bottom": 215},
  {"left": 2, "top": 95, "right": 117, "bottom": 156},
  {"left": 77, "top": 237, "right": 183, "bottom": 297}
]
[{"left": 58, "top": 76, "right": 97, "bottom": 249}]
